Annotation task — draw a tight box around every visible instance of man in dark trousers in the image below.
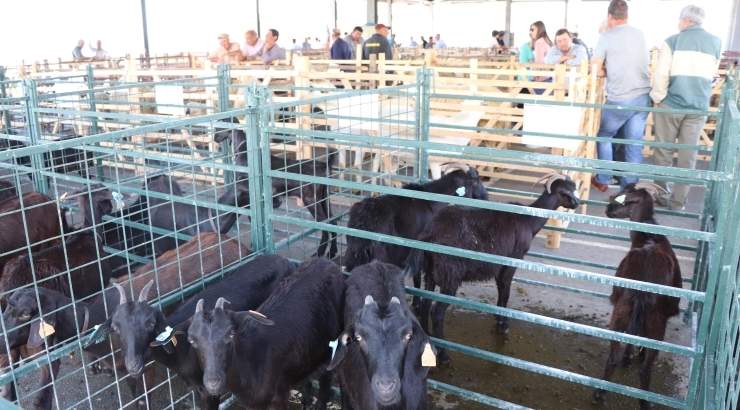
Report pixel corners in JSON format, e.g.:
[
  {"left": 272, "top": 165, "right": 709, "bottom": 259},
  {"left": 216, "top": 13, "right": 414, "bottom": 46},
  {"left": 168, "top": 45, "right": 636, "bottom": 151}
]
[{"left": 362, "top": 23, "right": 393, "bottom": 61}]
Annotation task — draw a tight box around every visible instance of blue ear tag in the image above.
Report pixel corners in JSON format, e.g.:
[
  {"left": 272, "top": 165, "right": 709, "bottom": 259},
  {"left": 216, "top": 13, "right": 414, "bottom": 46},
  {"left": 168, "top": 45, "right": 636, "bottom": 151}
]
[
  {"left": 112, "top": 191, "right": 124, "bottom": 211},
  {"left": 455, "top": 186, "right": 466, "bottom": 197},
  {"left": 89, "top": 324, "right": 107, "bottom": 344},
  {"left": 573, "top": 190, "right": 580, "bottom": 199},
  {"left": 155, "top": 326, "right": 174, "bottom": 344},
  {"left": 614, "top": 195, "right": 626, "bottom": 204},
  {"left": 329, "top": 339, "right": 338, "bottom": 359}
]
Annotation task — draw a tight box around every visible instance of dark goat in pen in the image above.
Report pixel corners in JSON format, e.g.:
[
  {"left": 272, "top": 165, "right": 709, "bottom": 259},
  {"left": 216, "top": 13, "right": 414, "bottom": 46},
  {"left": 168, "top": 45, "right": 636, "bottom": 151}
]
[
  {"left": 0, "top": 192, "right": 68, "bottom": 278},
  {"left": 183, "top": 258, "right": 344, "bottom": 409},
  {"left": 343, "top": 162, "right": 488, "bottom": 307},
  {"left": 593, "top": 183, "right": 682, "bottom": 410},
  {"left": 144, "top": 174, "right": 250, "bottom": 255},
  {"left": 328, "top": 261, "right": 435, "bottom": 410},
  {"left": 0, "top": 186, "right": 114, "bottom": 410},
  {"left": 2, "top": 133, "right": 95, "bottom": 183},
  {"left": 102, "top": 194, "right": 153, "bottom": 273},
  {"left": 99, "top": 254, "right": 295, "bottom": 410},
  {"left": 0, "top": 180, "right": 17, "bottom": 203},
  {"left": 406, "top": 173, "right": 582, "bottom": 362},
  {"left": 215, "top": 120, "right": 338, "bottom": 259},
  {"left": 0, "top": 232, "right": 247, "bottom": 410}
]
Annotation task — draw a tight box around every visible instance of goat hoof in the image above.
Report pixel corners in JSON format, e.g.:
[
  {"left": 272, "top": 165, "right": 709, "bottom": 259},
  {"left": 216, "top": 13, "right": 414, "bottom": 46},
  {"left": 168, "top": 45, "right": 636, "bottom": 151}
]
[
  {"left": 592, "top": 389, "right": 607, "bottom": 403},
  {"left": 639, "top": 400, "right": 654, "bottom": 410},
  {"left": 622, "top": 356, "right": 633, "bottom": 367},
  {"left": 496, "top": 322, "right": 510, "bottom": 334},
  {"left": 437, "top": 349, "right": 452, "bottom": 366}
]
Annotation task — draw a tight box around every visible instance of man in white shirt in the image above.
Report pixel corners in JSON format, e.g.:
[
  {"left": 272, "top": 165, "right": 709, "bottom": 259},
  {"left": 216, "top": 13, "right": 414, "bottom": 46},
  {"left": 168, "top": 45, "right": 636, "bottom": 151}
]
[
  {"left": 89, "top": 40, "right": 109, "bottom": 60},
  {"left": 434, "top": 34, "right": 447, "bottom": 49},
  {"left": 241, "top": 30, "right": 265, "bottom": 60},
  {"left": 209, "top": 34, "right": 243, "bottom": 63}
]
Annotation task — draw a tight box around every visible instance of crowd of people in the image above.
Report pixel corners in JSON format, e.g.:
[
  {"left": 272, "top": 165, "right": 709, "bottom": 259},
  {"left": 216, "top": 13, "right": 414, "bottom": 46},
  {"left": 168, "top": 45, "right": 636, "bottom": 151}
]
[{"left": 513, "top": 0, "right": 720, "bottom": 211}]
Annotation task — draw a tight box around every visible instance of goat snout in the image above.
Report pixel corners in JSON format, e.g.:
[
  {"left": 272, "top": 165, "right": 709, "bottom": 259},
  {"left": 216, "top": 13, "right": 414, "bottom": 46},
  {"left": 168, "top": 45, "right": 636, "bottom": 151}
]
[
  {"left": 373, "top": 377, "right": 399, "bottom": 403},
  {"left": 203, "top": 374, "right": 225, "bottom": 395},
  {"left": 125, "top": 357, "right": 144, "bottom": 376}
]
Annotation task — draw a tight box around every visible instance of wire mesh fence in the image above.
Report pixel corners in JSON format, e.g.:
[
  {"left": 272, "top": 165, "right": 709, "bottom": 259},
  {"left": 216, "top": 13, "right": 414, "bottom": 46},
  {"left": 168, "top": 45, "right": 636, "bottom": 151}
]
[{"left": 0, "top": 64, "right": 738, "bottom": 409}]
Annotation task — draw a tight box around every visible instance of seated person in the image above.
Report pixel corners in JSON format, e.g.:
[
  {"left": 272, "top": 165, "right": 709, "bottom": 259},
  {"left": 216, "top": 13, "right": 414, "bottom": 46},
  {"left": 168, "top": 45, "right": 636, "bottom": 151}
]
[
  {"left": 209, "top": 33, "right": 243, "bottom": 63},
  {"left": 543, "top": 28, "right": 588, "bottom": 66},
  {"left": 254, "top": 29, "right": 286, "bottom": 64}
]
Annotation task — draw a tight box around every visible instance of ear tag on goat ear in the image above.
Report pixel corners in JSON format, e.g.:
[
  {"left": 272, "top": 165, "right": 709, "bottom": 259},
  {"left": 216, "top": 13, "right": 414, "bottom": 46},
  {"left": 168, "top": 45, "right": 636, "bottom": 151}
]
[
  {"left": 170, "top": 336, "right": 177, "bottom": 347},
  {"left": 614, "top": 194, "right": 626, "bottom": 204},
  {"left": 421, "top": 343, "right": 436, "bottom": 367},
  {"left": 455, "top": 186, "right": 466, "bottom": 197},
  {"left": 89, "top": 324, "right": 107, "bottom": 344},
  {"left": 155, "top": 326, "right": 174, "bottom": 343},
  {"left": 573, "top": 190, "right": 580, "bottom": 199},
  {"left": 38, "top": 319, "right": 55, "bottom": 339},
  {"left": 111, "top": 191, "right": 124, "bottom": 211},
  {"left": 329, "top": 339, "right": 338, "bottom": 359}
]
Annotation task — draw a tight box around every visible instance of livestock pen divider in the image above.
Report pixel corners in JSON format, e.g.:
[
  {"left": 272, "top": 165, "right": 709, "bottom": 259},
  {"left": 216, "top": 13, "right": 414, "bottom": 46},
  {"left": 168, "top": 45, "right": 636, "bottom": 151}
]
[{"left": 0, "top": 66, "right": 738, "bottom": 409}]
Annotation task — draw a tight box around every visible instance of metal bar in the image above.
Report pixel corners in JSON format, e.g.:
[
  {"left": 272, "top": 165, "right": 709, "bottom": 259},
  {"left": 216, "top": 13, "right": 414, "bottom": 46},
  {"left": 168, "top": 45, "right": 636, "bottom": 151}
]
[
  {"left": 427, "top": 379, "right": 529, "bottom": 410},
  {"left": 21, "top": 79, "right": 48, "bottom": 194},
  {"left": 140, "top": 0, "right": 150, "bottom": 59},
  {"left": 0, "top": 67, "right": 13, "bottom": 132}
]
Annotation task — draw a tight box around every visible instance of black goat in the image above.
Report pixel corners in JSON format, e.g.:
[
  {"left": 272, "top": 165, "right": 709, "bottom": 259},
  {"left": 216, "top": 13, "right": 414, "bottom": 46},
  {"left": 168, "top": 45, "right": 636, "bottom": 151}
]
[
  {"left": 0, "top": 186, "right": 114, "bottom": 409},
  {"left": 101, "top": 254, "right": 295, "bottom": 410},
  {"left": 0, "top": 179, "right": 16, "bottom": 203},
  {"left": 343, "top": 162, "right": 488, "bottom": 308},
  {"left": 182, "top": 258, "right": 344, "bottom": 409},
  {"left": 215, "top": 121, "right": 338, "bottom": 259},
  {"left": 102, "top": 193, "right": 153, "bottom": 273},
  {"left": 593, "top": 183, "right": 682, "bottom": 410},
  {"left": 0, "top": 232, "right": 247, "bottom": 410},
  {"left": 144, "top": 174, "right": 250, "bottom": 254},
  {"left": 406, "top": 173, "right": 582, "bottom": 362},
  {"left": 328, "top": 261, "right": 435, "bottom": 410}
]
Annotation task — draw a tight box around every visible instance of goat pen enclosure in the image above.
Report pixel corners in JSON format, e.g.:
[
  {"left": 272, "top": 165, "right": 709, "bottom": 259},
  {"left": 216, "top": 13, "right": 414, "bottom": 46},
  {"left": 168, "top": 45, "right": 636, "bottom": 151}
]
[{"left": 0, "top": 67, "right": 738, "bottom": 409}]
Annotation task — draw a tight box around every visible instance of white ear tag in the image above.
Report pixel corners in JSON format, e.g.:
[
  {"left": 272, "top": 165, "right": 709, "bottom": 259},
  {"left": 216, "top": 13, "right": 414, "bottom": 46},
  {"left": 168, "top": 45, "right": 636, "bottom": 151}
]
[
  {"left": 112, "top": 191, "right": 124, "bottom": 211},
  {"left": 456, "top": 186, "right": 466, "bottom": 197},
  {"left": 614, "top": 195, "right": 626, "bottom": 204},
  {"left": 38, "top": 319, "right": 55, "bottom": 339},
  {"left": 421, "top": 343, "right": 436, "bottom": 367},
  {"left": 155, "top": 326, "right": 174, "bottom": 344},
  {"left": 573, "top": 190, "right": 580, "bottom": 199},
  {"left": 329, "top": 339, "right": 338, "bottom": 359}
]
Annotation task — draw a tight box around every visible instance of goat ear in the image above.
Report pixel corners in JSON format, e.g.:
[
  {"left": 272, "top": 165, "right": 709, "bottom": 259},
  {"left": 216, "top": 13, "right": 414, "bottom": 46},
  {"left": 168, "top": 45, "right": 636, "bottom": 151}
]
[
  {"left": 82, "top": 317, "right": 113, "bottom": 349},
  {"left": 235, "top": 310, "right": 274, "bottom": 326},
  {"left": 327, "top": 330, "right": 353, "bottom": 371},
  {"left": 410, "top": 320, "right": 435, "bottom": 376},
  {"left": 28, "top": 316, "right": 58, "bottom": 349}
]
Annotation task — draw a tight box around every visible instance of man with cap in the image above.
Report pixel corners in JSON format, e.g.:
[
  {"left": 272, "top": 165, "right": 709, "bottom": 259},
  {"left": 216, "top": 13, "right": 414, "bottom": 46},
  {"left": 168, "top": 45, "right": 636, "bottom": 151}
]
[
  {"left": 209, "top": 33, "right": 243, "bottom": 63},
  {"left": 362, "top": 23, "right": 393, "bottom": 61}
]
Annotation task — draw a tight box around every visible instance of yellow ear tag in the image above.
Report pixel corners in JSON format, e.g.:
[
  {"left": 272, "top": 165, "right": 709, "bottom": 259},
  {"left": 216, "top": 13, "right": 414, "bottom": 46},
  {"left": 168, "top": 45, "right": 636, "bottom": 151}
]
[
  {"left": 171, "top": 336, "right": 177, "bottom": 347},
  {"left": 421, "top": 343, "right": 436, "bottom": 367},
  {"left": 614, "top": 194, "right": 626, "bottom": 204},
  {"left": 39, "top": 320, "right": 55, "bottom": 339},
  {"left": 249, "top": 310, "right": 267, "bottom": 318}
]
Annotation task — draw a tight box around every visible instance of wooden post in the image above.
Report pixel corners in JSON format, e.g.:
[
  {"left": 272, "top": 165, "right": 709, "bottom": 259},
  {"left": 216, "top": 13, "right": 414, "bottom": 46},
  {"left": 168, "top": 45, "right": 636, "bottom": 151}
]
[
  {"left": 369, "top": 54, "right": 377, "bottom": 89},
  {"left": 470, "top": 59, "right": 478, "bottom": 94}
]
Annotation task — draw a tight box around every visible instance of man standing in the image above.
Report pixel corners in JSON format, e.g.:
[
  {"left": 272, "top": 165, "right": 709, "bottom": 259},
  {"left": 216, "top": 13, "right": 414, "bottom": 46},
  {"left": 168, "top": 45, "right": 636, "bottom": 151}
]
[
  {"left": 544, "top": 29, "right": 588, "bottom": 66},
  {"left": 241, "top": 30, "right": 265, "bottom": 60},
  {"left": 363, "top": 24, "right": 393, "bottom": 61},
  {"left": 330, "top": 28, "right": 352, "bottom": 60},
  {"left": 434, "top": 34, "right": 447, "bottom": 49},
  {"left": 72, "top": 40, "right": 85, "bottom": 61},
  {"left": 590, "top": 0, "right": 651, "bottom": 194},
  {"left": 409, "top": 37, "right": 418, "bottom": 47},
  {"left": 209, "top": 34, "right": 243, "bottom": 63},
  {"left": 89, "top": 39, "right": 109, "bottom": 60},
  {"left": 344, "top": 26, "right": 365, "bottom": 60},
  {"left": 650, "top": 5, "right": 721, "bottom": 211},
  {"left": 254, "top": 29, "right": 286, "bottom": 64}
]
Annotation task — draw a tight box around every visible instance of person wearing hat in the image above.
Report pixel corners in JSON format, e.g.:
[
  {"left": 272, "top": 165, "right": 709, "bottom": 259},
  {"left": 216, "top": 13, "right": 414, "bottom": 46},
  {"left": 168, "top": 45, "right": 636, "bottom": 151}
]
[
  {"left": 362, "top": 23, "right": 393, "bottom": 61},
  {"left": 209, "top": 33, "right": 243, "bottom": 63}
]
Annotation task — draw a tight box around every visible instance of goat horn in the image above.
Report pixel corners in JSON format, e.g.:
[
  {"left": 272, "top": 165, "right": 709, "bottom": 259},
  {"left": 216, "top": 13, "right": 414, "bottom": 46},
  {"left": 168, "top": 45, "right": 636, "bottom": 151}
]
[
  {"left": 195, "top": 299, "right": 205, "bottom": 316},
  {"left": 533, "top": 173, "right": 567, "bottom": 194},
  {"left": 634, "top": 183, "right": 668, "bottom": 195},
  {"left": 138, "top": 280, "right": 154, "bottom": 303},
  {"left": 443, "top": 162, "right": 470, "bottom": 175},
  {"left": 364, "top": 295, "right": 375, "bottom": 306},
  {"left": 215, "top": 297, "right": 230, "bottom": 310},
  {"left": 113, "top": 283, "right": 127, "bottom": 305},
  {"left": 390, "top": 297, "right": 401, "bottom": 305}
]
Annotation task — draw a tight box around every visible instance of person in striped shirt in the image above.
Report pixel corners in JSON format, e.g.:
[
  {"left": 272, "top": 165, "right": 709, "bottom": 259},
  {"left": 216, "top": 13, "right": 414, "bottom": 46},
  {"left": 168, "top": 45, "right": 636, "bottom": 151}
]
[{"left": 650, "top": 5, "right": 721, "bottom": 211}]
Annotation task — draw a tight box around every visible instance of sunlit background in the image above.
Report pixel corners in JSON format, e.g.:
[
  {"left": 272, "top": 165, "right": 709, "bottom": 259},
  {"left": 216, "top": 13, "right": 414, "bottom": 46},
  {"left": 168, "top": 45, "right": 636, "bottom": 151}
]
[{"left": 0, "top": 0, "right": 732, "bottom": 65}]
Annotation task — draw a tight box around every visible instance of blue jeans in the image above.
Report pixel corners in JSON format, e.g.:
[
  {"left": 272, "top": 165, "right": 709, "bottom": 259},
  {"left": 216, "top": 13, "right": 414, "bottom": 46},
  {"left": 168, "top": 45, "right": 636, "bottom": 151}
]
[
  {"left": 595, "top": 94, "right": 649, "bottom": 189},
  {"left": 534, "top": 78, "right": 553, "bottom": 95}
]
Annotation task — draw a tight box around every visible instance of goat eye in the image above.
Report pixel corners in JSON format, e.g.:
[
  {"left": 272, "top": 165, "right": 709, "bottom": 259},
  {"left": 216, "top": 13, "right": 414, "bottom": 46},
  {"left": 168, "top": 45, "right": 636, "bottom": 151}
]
[
  {"left": 111, "top": 326, "right": 118, "bottom": 332},
  {"left": 20, "top": 314, "right": 31, "bottom": 320},
  {"left": 229, "top": 333, "right": 234, "bottom": 338},
  {"left": 189, "top": 339, "right": 194, "bottom": 344},
  {"left": 355, "top": 335, "right": 362, "bottom": 342},
  {"left": 405, "top": 333, "right": 412, "bottom": 340},
  {"left": 148, "top": 322, "right": 155, "bottom": 328}
]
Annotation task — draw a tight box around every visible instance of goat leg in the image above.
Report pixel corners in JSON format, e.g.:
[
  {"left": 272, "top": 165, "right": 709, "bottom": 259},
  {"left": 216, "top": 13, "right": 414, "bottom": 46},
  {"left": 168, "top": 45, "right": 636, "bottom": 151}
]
[
  {"left": 431, "top": 285, "right": 456, "bottom": 365},
  {"left": 31, "top": 358, "right": 59, "bottom": 410},
  {"left": 419, "top": 277, "right": 436, "bottom": 334},
  {"left": 638, "top": 348, "right": 658, "bottom": 410},
  {"left": 300, "top": 379, "right": 314, "bottom": 409},
  {"left": 411, "top": 272, "right": 422, "bottom": 313},
  {"left": 495, "top": 267, "right": 517, "bottom": 334},
  {"left": 313, "top": 364, "right": 333, "bottom": 410},
  {"left": 593, "top": 339, "right": 621, "bottom": 403},
  {"left": 0, "top": 352, "right": 18, "bottom": 403},
  {"left": 622, "top": 344, "right": 635, "bottom": 367}
]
